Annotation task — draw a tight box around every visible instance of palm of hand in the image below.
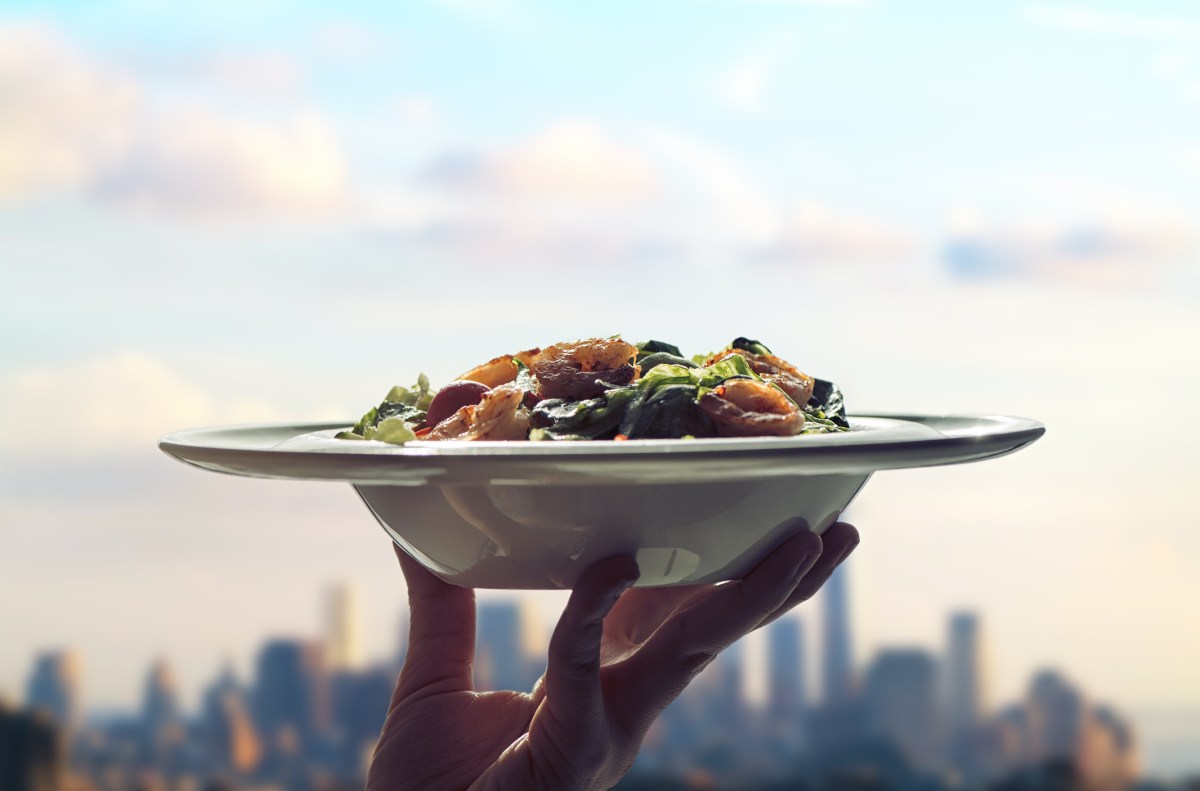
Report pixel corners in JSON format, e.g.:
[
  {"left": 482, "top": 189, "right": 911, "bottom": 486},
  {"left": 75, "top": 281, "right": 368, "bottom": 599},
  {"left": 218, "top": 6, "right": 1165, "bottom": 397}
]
[{"left": 372, "top": 687, "right": 536, "bottom": 790}]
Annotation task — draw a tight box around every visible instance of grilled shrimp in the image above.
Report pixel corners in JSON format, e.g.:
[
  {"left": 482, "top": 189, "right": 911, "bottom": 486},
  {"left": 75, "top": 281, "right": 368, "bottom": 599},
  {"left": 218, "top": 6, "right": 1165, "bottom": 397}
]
[
  {"left": 456, "top": 348, "right": 541, "bottom": 388},
  {"left": 698, "top": 378, "right": 804, "bottom": 437},
  {"left": 706, "top": 349, "right": 815, "bottom": 406},
  {"left": 531, "top": 338, "right": 640, "bottom": 400},
  {"left": 426, "top": 382, "right": 530, "bottom": 441}
]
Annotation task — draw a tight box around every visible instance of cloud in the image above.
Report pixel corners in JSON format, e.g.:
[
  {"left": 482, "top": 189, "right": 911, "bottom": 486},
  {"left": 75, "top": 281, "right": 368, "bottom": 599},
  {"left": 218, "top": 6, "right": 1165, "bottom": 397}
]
[
  {"left": 398, "top": 95, "right": 438, "bottom": 124},
  {"left": 0, "top": 22, "right": 348, "bottom": 218},
  {"left": 423, "top": 120, "right": 659, "bottom": 200},
  {"left": 95, "top": 108, "right": 348, "bottom": 217},
  {"left": 753, "top": 202, "right": 918, "bottom": 263},
  {"left": 371, "top": 122, "right": 914, "bottom": 266},
  {"left": 196, "top": 51, "right": 305, "bottom": 100},
  {"left": 942, "top": 215, "right": 1193, "bottom": 281},
  {"left": 1025, "top": 5, "right": 1200, "bottom": 41},
  {"left": 310, "top": 21, "right": 389, "bottom": 62},
  {"left": 716, "top": 58, "right": 772, "bottom": 110},
  {"left": 0, "top": 353, "right": 279, "bottom": 458},
  {"left": 0, "top": 23, "right": 139, "bottom": 200}
]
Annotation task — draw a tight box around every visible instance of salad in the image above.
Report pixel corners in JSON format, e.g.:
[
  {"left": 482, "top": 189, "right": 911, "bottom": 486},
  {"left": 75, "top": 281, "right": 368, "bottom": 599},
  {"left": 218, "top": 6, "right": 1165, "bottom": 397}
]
[{"left": 336, "top": 337, "right": 849, "bottom": 445}]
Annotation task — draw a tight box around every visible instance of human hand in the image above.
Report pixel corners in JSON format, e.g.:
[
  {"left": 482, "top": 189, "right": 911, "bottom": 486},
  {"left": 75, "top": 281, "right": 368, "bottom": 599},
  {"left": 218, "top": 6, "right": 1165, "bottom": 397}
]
[{"left": 366, "top": 521, "right": 859, "bottom": 791}]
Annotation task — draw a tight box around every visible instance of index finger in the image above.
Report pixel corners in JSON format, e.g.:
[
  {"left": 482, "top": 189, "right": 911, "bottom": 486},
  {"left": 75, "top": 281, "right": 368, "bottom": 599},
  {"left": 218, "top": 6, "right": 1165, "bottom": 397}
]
[{"left": 391, "top": 544, "right": 477, "bottom": 703}]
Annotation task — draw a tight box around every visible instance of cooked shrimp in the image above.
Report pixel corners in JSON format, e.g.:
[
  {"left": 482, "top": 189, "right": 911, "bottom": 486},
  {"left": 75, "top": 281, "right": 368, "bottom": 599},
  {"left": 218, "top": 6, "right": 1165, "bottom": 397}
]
[
  {"left": 706, "top": 349, "right": 815, "bottom": 406},
  {"left": 456, "top": 348, "right": 541, "bottom": 388},
  {"left": 698, "top": 378, "right": 804, "bottom": 437},
  {"left": 531, "top": 338, "right": 639, "bottom": 400},
  {"left": 425, "top": 382, "right": 530, "bottom": 441}
]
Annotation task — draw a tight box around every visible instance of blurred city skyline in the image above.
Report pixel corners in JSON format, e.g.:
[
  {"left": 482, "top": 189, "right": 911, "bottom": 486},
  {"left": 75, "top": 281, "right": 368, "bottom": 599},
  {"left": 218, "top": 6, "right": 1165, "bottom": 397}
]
[
  {"left": 11, "top": 564, "right": 1188, "bottom": 789},
  {"left": 2, "top": 0, "right": 1199, "bottom": 781}
]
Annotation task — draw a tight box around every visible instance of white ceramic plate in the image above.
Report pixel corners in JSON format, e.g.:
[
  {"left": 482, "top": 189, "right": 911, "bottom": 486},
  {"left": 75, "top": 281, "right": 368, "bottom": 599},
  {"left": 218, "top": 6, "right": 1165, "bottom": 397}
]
[
  {"left": 159, "top": 414, "right": 1044, "bottom": 485},
  {"left": 159, "top": 414, "right": 1044, "bottom": 588}
]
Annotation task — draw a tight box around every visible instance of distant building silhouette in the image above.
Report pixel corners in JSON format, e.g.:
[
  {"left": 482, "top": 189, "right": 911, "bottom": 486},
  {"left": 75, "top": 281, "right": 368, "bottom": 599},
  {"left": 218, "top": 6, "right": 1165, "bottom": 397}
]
[
  {"left": 325, "top": 583, "right": 364, "bottom": 672},
  {"left": 140, "top": 659, "right": 185, "bottom": 769},
  {"left": 24, "top": 651, "right": 82, "bottom": 735},
  {"left": 0, "top": 701, "right": 65, "bottom": 791},
  {"left": 947, "top": 613, "right": 985, "bottom": 730},
  {"left": 766, "top": 618, "right": 807, "bottom": 727},
  {"left": 253, "top": 640, "right": 329, "bottom": 753},
  {"left": 201, "top": 665, "right": 261, "bottom": 778},
  {"left": 821, "top": 565, "right": 854, "bottom": 708},
  {"left": 476, "top": 601, "right": 538, "bottom": 692},
  {"left": 947, "top": 612, "right": 987, "bottom": 782},
  {"left": 331, "top": 667, "right": 394, "bottom": 782},
  {"left": 1027, "top": 670, "right": 1085, "bottom": 764},
  {"left": 863, "top": 649, "right": 942, "bottom": 772}
]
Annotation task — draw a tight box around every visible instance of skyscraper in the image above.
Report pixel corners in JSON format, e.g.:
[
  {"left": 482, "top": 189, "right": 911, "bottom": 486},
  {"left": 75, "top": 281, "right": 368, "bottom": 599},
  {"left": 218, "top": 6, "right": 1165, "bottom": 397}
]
[
  {"left": 476, "top": 600, "right": 538, "bottom": 692},
  {"left": 0, "top": 701, "right": 64, "bottom": 791},
  {"left": 325, "top": 583, "right": 364, "bottom": 671},
  {"left": 821, "top": 564, "right": 854, "bottom": 707},
  {"left": 141, "top": 659, "right": 184, "bottom": 767},
  {"left": 766, "top": 617, "right": 806, "bottom": 723},
  {"left": 24, "top": 651, "right": 82, "bottom": 734},
  {"left": 946, "top": 612, "right": 985, "bottom": 732},
  {"left": 946, "top": 612, "right": 986, "bottom": 780},
  {"left": 862, "top": 649, "right": 942, "bottom": 772},
  {"left": 202, "top": 666, "right": 261, "bottom": 777},
  {"left": 253, "top": 640, "right": 330, "bottom": 750},
  {"left": 1027, "top": 670, "right": 1085, "bottom": 763}
]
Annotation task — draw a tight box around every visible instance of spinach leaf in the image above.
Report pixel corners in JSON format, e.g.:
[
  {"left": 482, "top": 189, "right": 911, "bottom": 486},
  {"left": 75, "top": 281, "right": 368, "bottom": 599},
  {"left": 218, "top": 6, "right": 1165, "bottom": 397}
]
[
  {"left": 529, "top": 388, "right": 638, "bottom": 440},
  {"left": 636, "top": 339, "right": 684, "bottom": 360},
  {"left": 731, "top": 337, "right": 774, "bottom": 356},
  {"left": 638, "top": 351, "right": 699, "bottom": 370},
  {"left": 621, "top": 384, "right": 716, "bottom": 439},
  {"left": 807, "top": 377, "right": 849, "bottom": 429}
]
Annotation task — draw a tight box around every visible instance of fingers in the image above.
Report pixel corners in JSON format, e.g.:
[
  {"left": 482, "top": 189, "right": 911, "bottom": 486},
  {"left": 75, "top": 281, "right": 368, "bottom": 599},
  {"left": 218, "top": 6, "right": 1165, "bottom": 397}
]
[
  {"left": 611, "top": 529, "right": 822, "bottom": 729},
  {"left": 544, "top": 555, "right": 640, "bottom": 729},
  {"left": 760, "top": 522, "right": 859, "bottom": 628},
  {"left": 392, "top": 544, "right": 477, "bottom": 703}
]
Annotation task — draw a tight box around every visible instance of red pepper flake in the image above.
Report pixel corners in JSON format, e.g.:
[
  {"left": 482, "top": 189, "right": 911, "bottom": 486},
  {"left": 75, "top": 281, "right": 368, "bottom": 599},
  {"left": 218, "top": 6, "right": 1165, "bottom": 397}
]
[
  {"left": 613, "top": 434, "right": 629, "bottom": 441},
  {"left": 714, "top": 386, "right": 726, "bottom": 397},
  {"left": 415, "top": 427, "right": 432, "bottom": 438}
]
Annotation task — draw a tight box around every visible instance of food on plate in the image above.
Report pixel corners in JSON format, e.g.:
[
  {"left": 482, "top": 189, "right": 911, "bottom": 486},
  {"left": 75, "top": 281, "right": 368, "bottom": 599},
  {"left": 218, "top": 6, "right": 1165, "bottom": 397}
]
[{"left": 335, "top": 337, "right": 849, "bottom": 445}]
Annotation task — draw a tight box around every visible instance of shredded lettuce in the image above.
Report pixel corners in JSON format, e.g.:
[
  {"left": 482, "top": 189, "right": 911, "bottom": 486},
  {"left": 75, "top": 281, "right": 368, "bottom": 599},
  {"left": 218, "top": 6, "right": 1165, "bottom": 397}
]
[{"left": 336, "top": 375, "right": 432, "bottom": 443}]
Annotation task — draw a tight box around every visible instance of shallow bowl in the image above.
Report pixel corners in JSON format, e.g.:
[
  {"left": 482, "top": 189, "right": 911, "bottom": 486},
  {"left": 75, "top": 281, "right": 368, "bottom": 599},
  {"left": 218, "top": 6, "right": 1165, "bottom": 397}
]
[{"left": 159, "top": 414, "right": 1043, "bottom": 589}]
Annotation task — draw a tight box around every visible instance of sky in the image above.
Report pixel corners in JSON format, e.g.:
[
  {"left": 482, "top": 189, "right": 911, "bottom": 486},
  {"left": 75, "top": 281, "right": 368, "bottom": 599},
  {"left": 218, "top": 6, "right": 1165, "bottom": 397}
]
[{"left": 2, "top": 0, "right": 1200, "bottom": 776}]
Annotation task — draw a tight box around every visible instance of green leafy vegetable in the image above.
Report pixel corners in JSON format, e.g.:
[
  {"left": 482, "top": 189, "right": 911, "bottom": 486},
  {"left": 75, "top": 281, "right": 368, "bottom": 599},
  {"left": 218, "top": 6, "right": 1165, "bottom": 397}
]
[
  {"left": 619, "top": 384, "right": 715, "bottom": 439},
  {"left": 807, "top": 377, "right": 848, "bottom": 429},
  {"left": 637, "top": 351, "right": 698, "bottom": 370},
  {"left": 336, "top": 376, "right": 432, "bottom": 443},
  {"left": 635, "top": 340, "right": 684, "bottom": 360},
  {"left": 529, "top": 388, "right": 638, "bottom": 440},
  {"left": 731, "top": 337, "right": 773, "bottom": 356}
]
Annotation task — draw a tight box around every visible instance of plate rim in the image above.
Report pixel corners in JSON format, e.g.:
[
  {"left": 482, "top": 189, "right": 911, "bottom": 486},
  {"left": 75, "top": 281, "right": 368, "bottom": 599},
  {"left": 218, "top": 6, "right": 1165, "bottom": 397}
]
[{"left": 158, "top": 412, "right": 1045, "bottom": 483}]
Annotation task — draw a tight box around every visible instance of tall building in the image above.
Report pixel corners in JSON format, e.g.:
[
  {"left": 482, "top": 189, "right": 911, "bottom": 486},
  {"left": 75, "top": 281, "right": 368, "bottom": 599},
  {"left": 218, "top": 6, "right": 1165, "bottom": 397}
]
[
  {"left": 946, "top": 612, "right": 985, "bottom": 731},
  {"left": 946, "top": 612, "right": 986, "bottom": 780},
  {"left": 766, "top": 617, "right": 806, "bottom": 723},
  {"left": 202, "top": 666, "right": 261, "bottom": 777},
  {"left": 862, "top": 649, "right": 942, "bottom": 772},
  {"left": 1027, "top": 670, "right": 1085, "bottom": 763},
  {"left": 141, "top": 659, "right": 184, "bottom": 767},
  {"left": 325, "top": 583, "right": 364, "bottom": 671},
  {"left": 821, "top": 564, "right": 854, "bottom": 707},
  {"left": 476, "top": 601, "right": 538, "bottom": 692},
  {"left": 24, "top": 651, "right": 82, "bottom": 734},
  {"left": 253, "top": 640, "right": 330, "bottom": 750},
  {"left": 0, "top": 701, "right": 65, "bottom": 791}
]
